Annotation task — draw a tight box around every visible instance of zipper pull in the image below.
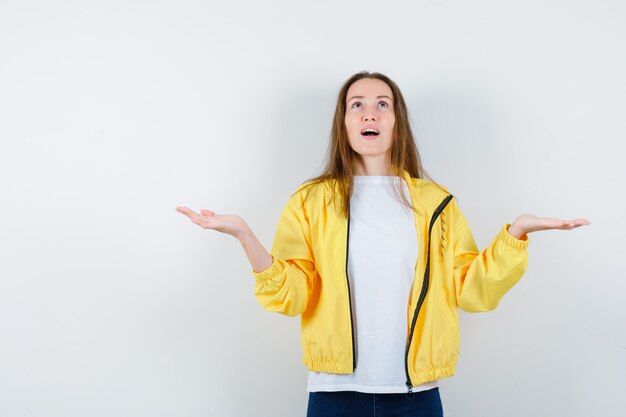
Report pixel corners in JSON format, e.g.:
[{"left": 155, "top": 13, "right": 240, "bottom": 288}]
[{"left": 406, "top": 381, "right": 413, "bottom": 399}]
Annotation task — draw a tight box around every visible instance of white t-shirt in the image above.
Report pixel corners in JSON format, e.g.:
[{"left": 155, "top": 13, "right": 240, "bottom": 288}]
[{"left": 307, "top": 175, "right": 438, "bottom": 394}]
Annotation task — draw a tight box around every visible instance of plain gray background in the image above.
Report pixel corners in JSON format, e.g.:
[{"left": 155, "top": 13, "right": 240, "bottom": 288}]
[{"left": 1, "top": 0, "right": 624, "bottom": 416}]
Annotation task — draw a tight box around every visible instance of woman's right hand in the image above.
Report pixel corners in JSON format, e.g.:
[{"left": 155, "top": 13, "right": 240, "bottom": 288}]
[
  {"left": 175, "top": 206, "right": 248, "bottom": 239},
  {"left": 176, "top": 206, "right": 273, "bottom": 273}
]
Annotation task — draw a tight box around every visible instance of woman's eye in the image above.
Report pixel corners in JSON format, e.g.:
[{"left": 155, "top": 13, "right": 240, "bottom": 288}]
[
  {"left": 351, "top": 102, "right": 362, "bottom": 109},
  {"left": 378, "top": 101, "right": 389, "bottom": 108}
]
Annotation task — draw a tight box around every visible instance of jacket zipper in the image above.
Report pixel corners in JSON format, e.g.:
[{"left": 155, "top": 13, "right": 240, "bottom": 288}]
[
  {"left": 404, "top": 194, "right": 454, "bottom": 395},
  {"left": 346, "top": 213, "right": 356, "bottom": 371}
]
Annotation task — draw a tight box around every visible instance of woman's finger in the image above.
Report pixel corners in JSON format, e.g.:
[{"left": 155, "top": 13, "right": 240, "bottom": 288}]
[
  {"left": 542, "top": 217, "right": 591, "bottom": 231},
  {"left": 568, "top": 218, "right": 591, "bottom": 225},
  {"left": 555, "top": 218, "right": 590, "bottom": 229},
  {"left": 176, "top": 206, "right": 200, "bottom": 220}
]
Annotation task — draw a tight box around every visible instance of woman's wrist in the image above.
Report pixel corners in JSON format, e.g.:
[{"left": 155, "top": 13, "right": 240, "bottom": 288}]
[
  {"left": 507, "top": 223, "right": 527, "bottom": 240},
  {"left": 236, "top": 226, "right": 274, "bottom": 273}
]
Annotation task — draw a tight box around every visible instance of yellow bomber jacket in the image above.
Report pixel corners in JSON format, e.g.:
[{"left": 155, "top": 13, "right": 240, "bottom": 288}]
[{"left": 252, "top": 169, "right": 529, "bottom": 391}]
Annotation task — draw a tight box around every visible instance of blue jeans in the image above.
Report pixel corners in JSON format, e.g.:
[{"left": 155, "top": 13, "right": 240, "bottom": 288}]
[{"left": 306, "top": 388, "right": 444, "bottom": 417}]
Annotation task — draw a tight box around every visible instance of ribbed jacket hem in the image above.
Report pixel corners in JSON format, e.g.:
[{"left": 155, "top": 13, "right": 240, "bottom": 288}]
[
  {"left": 409, "top": 365, "right": 456, "bottom": 386},
  {"left": 303, "top": 357, "right": 457, "bottom": 386},
  {"left": 303, "top": 357, "right": 353, "bottom": 374}
]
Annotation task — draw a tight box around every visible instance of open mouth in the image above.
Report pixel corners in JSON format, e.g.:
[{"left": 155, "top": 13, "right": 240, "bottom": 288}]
[{"left": 360, "top": 128, "right": 380, "bottom": 137}]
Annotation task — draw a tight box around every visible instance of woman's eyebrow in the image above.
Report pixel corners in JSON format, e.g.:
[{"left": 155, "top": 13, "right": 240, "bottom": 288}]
[{"left": 347, "top": 95, "right": 392, "bottom": 102}]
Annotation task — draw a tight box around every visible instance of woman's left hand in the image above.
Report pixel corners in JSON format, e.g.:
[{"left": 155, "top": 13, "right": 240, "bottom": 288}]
[{"left": 507, "top": 214, "right": 591, "bottom": 240}]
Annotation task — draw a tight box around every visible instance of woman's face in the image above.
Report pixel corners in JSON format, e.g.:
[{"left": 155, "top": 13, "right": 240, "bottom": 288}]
[{"left": 344, "top": 78, "right": 395, "bottom": 163}]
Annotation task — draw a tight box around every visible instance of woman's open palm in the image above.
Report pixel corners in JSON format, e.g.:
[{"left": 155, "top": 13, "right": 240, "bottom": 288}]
[
  {"left": 507, "top": 213, "right": 591, "bottom": 239},
  {"left": 176, "top": 207, "right": 247, "bottom": 238},
  {"left": 513, "top": 214, "right": 591, "bottom": 233}
]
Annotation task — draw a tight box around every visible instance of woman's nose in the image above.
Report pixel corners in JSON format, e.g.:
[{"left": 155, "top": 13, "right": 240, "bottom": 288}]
[{"left": 362, "top": 114, "right": 377, "bottom": 122}]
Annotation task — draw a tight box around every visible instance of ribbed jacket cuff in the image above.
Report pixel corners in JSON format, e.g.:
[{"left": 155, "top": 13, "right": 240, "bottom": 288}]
[
  {"left": 501, "top": 223, "right": 529, "bottom": 249},
  {"left": 252, "top": 256, "right": 280, "bottom": 281}
]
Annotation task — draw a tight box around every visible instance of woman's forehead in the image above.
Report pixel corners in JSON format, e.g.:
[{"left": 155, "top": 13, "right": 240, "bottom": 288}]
[{"left": 346, "top": 78, "right": 393, "bottom": 100}]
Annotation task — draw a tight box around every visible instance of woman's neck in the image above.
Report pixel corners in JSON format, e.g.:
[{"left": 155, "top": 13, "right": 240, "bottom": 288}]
[{"left": 354, "top": 156, "right": 393, "bottom": 176}]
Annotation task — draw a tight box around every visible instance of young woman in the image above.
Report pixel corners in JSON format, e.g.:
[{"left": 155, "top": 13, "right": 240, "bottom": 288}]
[{"left": 176, "top": 72, "right": 590, "bottom": 417}]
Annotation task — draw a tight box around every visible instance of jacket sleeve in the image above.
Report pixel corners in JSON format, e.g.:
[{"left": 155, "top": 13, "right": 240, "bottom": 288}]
[
  {"left": 251, "top": 190, "right": 317, "bottom": 317},
  {"left": 450, "top": 198, "right": 529, "bottom": 312}
]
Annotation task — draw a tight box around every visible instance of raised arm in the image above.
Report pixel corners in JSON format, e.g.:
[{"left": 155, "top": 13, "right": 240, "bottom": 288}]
[
  {"left": 450, "top": 199, "right": 590, "bottom": 312},
  {"left": 175, "top": 207, "right": 273, "bottom": 272},
  {"left": 176, "top": 191, "right": 317, "bottom": 317}
]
